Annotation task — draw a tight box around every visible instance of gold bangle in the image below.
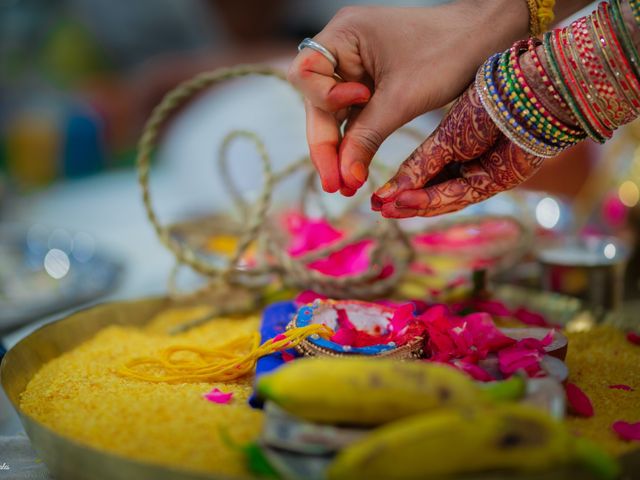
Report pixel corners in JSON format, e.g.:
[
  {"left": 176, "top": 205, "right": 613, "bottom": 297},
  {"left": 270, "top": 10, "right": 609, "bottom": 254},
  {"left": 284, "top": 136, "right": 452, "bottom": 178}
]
[
  {"left": 526, "top": 0, "right": 542, "bottom": 36},
  {"left": 526, "top": 0, "right": 556, "bottom": 36}
]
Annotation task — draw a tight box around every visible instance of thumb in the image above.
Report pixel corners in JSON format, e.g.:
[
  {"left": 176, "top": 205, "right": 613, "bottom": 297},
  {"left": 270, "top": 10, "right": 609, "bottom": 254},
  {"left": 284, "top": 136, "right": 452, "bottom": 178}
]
[{"left": 338, "top": 87, "right": 411, "bottom": 190}]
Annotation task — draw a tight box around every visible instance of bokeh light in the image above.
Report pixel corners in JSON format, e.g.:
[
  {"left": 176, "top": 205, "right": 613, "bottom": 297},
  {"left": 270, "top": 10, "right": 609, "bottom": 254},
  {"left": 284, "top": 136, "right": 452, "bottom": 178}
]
[
  {"left": 618, "top": 181, "right": 639, "bottom": 208},
  {"left": 535, "top": 197, "right": 561, "bottom": 229}
]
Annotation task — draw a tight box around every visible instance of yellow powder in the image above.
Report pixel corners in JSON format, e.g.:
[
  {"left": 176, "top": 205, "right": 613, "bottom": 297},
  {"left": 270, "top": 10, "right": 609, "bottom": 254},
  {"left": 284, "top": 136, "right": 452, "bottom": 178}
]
[
  {"left": 565, "top": 325, "right": 640, "bottom": 456},
  {"left": 20, "top": 310, "right": 263, "bottom": 477}
]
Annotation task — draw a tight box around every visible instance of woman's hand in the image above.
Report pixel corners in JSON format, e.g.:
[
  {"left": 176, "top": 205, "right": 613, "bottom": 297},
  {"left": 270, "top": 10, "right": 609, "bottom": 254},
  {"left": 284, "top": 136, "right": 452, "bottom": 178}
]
[
  {"left": 288, "top": 0, "right": 529, "bottom": 196},
  {"left": 371, "top": 85, "right": 545, "bottom": 218}
]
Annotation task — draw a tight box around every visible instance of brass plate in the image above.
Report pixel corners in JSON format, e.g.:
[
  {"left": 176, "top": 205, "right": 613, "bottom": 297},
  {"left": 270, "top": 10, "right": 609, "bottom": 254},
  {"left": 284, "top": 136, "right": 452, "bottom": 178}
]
[{"left": 0, "top": 297, "right": 241, "bottom": 480}]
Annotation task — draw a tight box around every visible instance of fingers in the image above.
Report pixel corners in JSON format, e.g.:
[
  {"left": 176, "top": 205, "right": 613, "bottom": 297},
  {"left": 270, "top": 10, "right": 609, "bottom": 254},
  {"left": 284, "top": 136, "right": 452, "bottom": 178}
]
[
  {"left": 289, "top": 48, "right": 371, "bottom": 112},
  {"left": 379, "top": 137, "right": 544, "bottom": 218},
  {"left": 305, "top": 99, "right": 341, "bottom": 193},
  {"left": 372, "top": 85, "right": 501, "bottom": 204},
  {"left": 338, "top": 88, "right": 411, "bottom": 191}
]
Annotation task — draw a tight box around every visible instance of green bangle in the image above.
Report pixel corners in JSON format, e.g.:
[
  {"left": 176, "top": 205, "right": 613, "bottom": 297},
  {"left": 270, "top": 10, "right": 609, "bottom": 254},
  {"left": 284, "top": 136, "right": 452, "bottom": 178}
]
[{"left": 498, "top": 50, "right": 576, "bottom": 145}]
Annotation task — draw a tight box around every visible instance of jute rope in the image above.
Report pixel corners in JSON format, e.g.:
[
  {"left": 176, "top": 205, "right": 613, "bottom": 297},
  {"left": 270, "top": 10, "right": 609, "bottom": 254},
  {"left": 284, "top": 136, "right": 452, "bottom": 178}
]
[{"left": 136, "top": 64, "right": 412, "bottom": 300}]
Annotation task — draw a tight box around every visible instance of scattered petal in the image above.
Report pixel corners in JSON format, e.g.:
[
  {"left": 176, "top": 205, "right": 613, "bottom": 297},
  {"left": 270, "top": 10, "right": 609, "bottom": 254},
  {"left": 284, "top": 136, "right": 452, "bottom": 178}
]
[
  {"left": 627, "top": 332, "right": 640, "bottom": 346},
  {"left": 471, "top": 300, "right": 511, "bottom": 317},
  {"left": 513, "top": 307, "right": 556, "bottom": 328},
  {"left": 281, "top": 351, "right": 295, "bottom": 362},
  {"left": 453, "top": 361, "right": 495, "bottom": 382},
  {"left": 612, "top": 421, "right": 640, "bottom": 442},
  {"left": 609, "top": 384, "right": 634, "bottom": 391},
  {"left": 566, "top": 383, "right": 594, "bottom": 417},
  {"left": 203, "top": 388, "right": 233, "bottom": 404}
]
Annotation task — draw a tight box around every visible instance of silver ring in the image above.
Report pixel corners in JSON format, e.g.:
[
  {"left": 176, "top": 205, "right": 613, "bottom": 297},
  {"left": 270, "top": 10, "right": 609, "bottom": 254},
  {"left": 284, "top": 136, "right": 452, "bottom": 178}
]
[{"left": 297, "top": 38, "right": 338, "bottom": 69}]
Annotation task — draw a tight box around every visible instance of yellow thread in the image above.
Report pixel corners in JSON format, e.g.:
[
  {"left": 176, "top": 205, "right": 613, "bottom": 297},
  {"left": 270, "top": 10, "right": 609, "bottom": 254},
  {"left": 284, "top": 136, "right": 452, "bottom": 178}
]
[{"left": 117, "top": 324, "right": 333, "bottom": 383}]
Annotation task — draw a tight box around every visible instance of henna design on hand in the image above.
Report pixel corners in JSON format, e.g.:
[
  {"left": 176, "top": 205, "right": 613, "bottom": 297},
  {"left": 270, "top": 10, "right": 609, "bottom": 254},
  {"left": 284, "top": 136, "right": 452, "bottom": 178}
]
[
  {"left": 380, "top": 136, "right": 543, "bottom": 218},
  {"left": 372, "top": 85, "right": 500, "bottom": 206}
]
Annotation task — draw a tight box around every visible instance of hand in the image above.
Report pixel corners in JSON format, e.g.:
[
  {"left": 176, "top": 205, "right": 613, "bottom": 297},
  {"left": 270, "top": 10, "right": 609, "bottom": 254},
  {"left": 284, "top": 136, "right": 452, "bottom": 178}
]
[
  {"left": 288, "top": 0, "right": 529, "bottom": 196},
  {"left": 371, "top": 84, "right": 545, "bottom": 218}
]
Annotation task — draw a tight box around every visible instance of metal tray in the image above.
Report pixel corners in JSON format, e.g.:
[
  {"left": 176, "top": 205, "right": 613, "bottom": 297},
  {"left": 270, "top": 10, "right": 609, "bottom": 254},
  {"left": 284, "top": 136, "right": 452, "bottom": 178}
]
[
  {"left": 2, "top": 298, "right": 639, "bottom": 480},
  {"left": 0, "top": 297, "right": 240, "bottom": 480}
]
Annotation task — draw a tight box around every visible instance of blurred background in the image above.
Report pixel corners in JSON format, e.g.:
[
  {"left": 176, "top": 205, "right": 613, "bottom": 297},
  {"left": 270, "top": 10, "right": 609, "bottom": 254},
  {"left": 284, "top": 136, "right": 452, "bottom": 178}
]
[{"left": 0, "top": 0, "right": 639, "bottom": 347}]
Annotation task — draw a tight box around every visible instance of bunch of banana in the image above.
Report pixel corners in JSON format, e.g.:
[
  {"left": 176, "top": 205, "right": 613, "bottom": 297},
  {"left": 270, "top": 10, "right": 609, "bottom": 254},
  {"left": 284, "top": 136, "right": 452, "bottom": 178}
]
[
  {"left": 328, "top": 403, "right": 619, "bottom": 480},
  {"left": 256, "top": 356, "right": 525, "bottom": 426}
]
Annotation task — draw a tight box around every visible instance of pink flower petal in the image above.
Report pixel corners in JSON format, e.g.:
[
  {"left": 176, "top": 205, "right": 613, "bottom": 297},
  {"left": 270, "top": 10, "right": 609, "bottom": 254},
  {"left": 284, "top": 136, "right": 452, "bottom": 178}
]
[
  {"left": 307, "top": 240, "right": 373, "bottom": 276},
  {"left": 612, "top": 421, "right": 640, "bottom": 441},
  {"left": 295, "top": 290, "right": 327, "bottom": 305},
  {"left": 453, "top": 361, "right": 495, "bottom": 382},
  {"left": 566, "top": 383, "right": 594, "bottom": 417},
  {"left": 286, "top": 214, "right": 343, "bottom": 256},
  {"left": 471, "top": 300, "right": 511, "bottom": 317},
  {"left": 281, "top": 351, "right": 295, "bottom": 362},
  {"left": 627, "top": 332, "right": 640, "bottom": 346},
  {"left": 513, "top": 307, "right": 554, "bottom": 328},
  {"left": 203, "top": 388, "right": 233, "bottom": 404},
  {"left": 272, "top": 334, "right": 287, "bottom": 343},
  {"left": 609, "top": 384, "right": 634, "bottom": 391}
]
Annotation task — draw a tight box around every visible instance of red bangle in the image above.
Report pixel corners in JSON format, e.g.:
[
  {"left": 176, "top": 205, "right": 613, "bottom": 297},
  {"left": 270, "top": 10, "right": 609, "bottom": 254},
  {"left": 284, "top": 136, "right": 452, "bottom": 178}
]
[
  {"left": 596, "top": 3, "right": 640, "bottom": 119},
  {"left": 554, "top": 28, "right": 613, "bottom": 139},
  {"left": 528, "top": 37, "right": 574, "bottom": 118}
]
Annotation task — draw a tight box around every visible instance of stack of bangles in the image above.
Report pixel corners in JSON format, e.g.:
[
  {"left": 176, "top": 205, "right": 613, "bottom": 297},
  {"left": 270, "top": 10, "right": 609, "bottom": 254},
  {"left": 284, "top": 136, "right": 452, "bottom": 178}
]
[{"left": 477, "top": 0, "right": 640, "bottom": 158}]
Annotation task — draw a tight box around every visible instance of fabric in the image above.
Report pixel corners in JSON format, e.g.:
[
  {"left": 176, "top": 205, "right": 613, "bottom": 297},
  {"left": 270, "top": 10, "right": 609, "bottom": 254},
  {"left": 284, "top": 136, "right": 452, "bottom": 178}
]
[{"left": 248, "top": 301, "right": 299, "bottom": 408}]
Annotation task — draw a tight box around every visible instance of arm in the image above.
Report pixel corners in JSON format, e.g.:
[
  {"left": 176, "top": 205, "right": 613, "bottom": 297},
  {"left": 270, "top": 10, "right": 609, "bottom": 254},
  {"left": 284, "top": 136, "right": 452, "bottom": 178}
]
[{"left": 374, "top": 0, "right": 640, "bottom": 218}]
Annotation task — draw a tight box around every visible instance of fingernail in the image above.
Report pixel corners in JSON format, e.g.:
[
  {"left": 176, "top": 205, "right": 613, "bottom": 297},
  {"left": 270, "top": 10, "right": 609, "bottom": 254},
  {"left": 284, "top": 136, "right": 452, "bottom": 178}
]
[
  {"left": 375, "top": 182, "right": 397, "bottom": 199},
  {"left": 349, "top": 162, "right": 367, "bottom": 184}
]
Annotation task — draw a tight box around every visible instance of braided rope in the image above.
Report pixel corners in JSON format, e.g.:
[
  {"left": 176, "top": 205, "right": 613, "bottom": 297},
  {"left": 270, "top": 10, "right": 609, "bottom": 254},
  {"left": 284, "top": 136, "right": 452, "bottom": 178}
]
[{"left": 136, "top": 64, "right": 419, "bottom": 300}]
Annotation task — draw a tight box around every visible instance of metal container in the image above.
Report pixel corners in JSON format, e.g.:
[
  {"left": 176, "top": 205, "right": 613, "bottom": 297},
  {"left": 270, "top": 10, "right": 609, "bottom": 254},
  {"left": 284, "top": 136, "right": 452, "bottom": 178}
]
[
  {"left": 537, "top": 236, "right": 629, "bottom": 313},
  {"left": 0, "top": 297, "right": 237, "bottom": 480},
  {"left": 2, "top": 297, "right": 639, "bottom": 479}
]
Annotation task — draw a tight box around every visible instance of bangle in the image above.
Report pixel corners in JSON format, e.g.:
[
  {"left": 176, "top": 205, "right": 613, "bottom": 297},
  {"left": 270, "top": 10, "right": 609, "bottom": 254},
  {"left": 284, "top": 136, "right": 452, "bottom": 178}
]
[
  {"left": 553, "top": 28, "right": 612, "bottom": 140},
  {"left": 594, "top": 3, "right": 640, "bottom": 117},
  {"left": 526, "top": 0, "right": 556, "bottom": 36},
  {"left": 542, "top": 31, "right": 604, "bottom": 142},
  {"left": 610, "top": 0, "right": 640, "bottom": 80},
  {"left": 629, "top": 0, "right": 640, "bottom": 25},
  {"left": 528, "top": 37, "right": 576, "bottom": 121},
  {"left": 476, "top": 54, "right": 564, "bottom": 158}
]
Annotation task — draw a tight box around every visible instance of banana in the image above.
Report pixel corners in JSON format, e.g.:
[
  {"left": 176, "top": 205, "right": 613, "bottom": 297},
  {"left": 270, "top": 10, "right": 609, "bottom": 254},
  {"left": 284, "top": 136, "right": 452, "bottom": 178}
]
[
  {"left": 256, "top": 356, "right": 524, "bottom": 426},
  {"left": 328, "top": 403, "right": 619, "bottom": 480}
]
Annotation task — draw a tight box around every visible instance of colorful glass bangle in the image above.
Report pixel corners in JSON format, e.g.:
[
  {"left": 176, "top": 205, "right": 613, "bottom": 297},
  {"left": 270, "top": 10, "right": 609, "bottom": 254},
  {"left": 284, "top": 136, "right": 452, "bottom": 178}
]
[
  {"left": 542, "top": 31, "right": 603, "bottom": 143},
  {"left": 595, "top": 3, "right": 640, "bottom": 116},
  {"left": 508, "top": 41, "right": 583, "bottom": 138},
  {"left": 629, "top": 0, "right": 640, "bottom": 25},
  {"left": 587, "top": 7, "right": 640, "bottom": 123},
  {"left": 527, "top": 37, "right": 575, "bottom": 121},
  {"left": 564, "top": 26, "right": 619, "bottom": 131},
  {"left": 553, "top": 28, "right": 612, "bottom": 140},
  {"left": 476, "top": 54, "right": 564, "bottom": 158},
  {"left": 610, "top": 0, "right": 640, "bottom": 80}
]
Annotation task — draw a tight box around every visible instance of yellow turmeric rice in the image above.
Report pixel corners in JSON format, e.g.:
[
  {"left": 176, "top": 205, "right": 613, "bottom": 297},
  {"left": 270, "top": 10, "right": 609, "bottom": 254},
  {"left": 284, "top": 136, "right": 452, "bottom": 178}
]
[
  {"left": 565, "top": 325, "right": 640, "bottom": 456},
  {"left": 19, "top": 306, "right": 640, "bottom": 476},
  {"left": 20, "top": 307, "right": 264, "bottom": 477}
]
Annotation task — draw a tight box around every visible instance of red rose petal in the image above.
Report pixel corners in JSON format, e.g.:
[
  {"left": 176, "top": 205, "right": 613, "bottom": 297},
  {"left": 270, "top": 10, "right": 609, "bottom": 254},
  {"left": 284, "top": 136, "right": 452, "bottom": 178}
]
[
  {"left": 566, "top": 383, "right": 594, "bottom": 417},
  {"left": 609, "top": 384, "right": 634, "bottom": 391},
  {"left": 627, "top": 332, "right": 640, "bottom": 346},
  {"left": 612, "top": 421, "right": 640, "bottom": 441}
]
